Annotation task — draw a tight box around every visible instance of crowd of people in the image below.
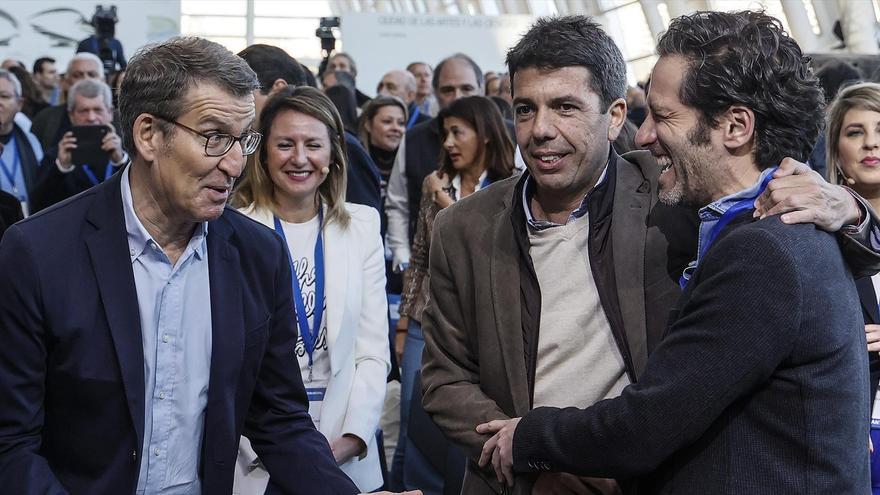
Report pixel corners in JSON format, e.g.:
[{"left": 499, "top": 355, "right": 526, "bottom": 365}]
[{"left": 2, "top": 8, "right": 880, "bottom": 495}]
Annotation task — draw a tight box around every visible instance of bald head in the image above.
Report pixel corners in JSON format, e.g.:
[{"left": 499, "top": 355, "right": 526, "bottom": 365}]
[{"left": 377, "top": 69, "right": 416, "bottom": 105}]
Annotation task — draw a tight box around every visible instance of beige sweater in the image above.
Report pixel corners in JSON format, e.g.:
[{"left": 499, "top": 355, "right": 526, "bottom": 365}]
[{"left": 528, "top": 213, "right": 630, "bottom": 408}]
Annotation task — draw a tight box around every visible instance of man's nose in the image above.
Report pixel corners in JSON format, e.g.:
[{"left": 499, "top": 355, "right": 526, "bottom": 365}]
[{"left": 635, "top": 114, "right": 657, "bottom": 149}]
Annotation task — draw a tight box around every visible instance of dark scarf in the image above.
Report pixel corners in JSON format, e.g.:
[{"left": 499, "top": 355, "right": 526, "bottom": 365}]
[{"left": 368, "top": 143, "right": 398, "bottom": 179}]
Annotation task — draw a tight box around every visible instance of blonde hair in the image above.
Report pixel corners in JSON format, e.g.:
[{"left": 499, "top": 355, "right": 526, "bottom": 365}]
[
  {"left": 357, "top": 95, "right": 408, "bottom": 150},
  {"left": 233, "top": 86, "right": 350, "bottom": 228},
  {"left": 826, "top": 81, "right": 880, "bottom": 185}
]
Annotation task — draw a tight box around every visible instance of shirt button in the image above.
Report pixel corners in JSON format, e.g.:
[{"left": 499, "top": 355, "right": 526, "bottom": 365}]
[
  {"left": 158, "top": 391, "right": 166, "bottom": 400},
  {"left": 162, "top": 334, "right": 169, "bottom": 343},
  {"left": 132, "top": 449, "right": 137, "bottom": 462},
  {"left": 129, "top": 249, "right": 136, "bottom": 256},
  {"left": 154, "top": 448, "right": 160, "bottom": 456}
]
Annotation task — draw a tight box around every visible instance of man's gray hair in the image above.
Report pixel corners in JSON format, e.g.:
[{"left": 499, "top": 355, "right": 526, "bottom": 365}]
[
  {"left": 67, "top": 79, "right": 113, "bottom": 112},
  {"left": 67, "top": 52, "right": 105, "bottom": 75},
  {"left": 0, "top": 69, "right": 22, "bottom": 99},
  {"left": 118, "top": 36, "right": 260, "bottom": 158}
]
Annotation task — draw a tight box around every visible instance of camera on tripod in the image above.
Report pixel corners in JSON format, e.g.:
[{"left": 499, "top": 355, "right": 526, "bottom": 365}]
[{"left": 315, "top": 17, "right": 340, "bottom": 53}]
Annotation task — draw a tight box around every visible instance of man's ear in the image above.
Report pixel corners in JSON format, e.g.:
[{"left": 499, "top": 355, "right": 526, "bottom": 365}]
[
  {"left": 269, "top": 78, "right": 289, "bottom": 96},
  {"left": 720, "top": 105, "right": 755, "bottom": 150},
  {"left": 132, "top": 113, "right": 160, "bottom": 162},
  {"left": 606, "top": 97, "right": 627, "bottom": 142}
]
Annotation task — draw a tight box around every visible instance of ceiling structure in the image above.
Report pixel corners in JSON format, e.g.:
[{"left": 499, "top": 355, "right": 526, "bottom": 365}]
[{"left": 181, "top": 0, "right": 880, "bottom": 84}]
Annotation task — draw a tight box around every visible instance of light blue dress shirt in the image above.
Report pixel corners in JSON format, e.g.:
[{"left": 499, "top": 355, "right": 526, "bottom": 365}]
[
  {"left": 121, "top": 167, "right": 213, "bottom": 495},
  {"left": 679, "top": 167, "right": 776, "bottom": 286}
]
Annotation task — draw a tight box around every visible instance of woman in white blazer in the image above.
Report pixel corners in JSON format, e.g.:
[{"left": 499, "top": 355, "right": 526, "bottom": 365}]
[{"left": 231, "top": 86, "right": 391, "bottom": 494}]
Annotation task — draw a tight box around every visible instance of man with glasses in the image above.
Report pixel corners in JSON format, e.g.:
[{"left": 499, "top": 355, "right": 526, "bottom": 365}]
[{"left": 0, "top": 37, "right": 418, "bottom": 495}]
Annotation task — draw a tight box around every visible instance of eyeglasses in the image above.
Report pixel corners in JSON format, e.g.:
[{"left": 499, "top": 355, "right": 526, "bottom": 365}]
[{"left": 152, "top": 114, "right": 262, "bottom": 157}]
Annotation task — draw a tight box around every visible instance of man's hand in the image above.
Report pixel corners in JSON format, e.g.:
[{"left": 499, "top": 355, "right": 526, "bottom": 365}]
[
  {"left": 476, "top": 417, "right": 521, "bottom": 487},
  {"left": 101, "top": 124, "right": 125, "bottom": 163},
  {"left": 532, "top": 472, "right": 622, "bottom": 495},
  {"left": 330, "top": 434, "right": 365, "bottom": 466},
  {"left": 753, "top": 157, "right": 860, "bottom": 231},
  {"left": 56, "top": 131, "right": 77, "bottom": 168},
  {"left": 866, "top": 324, "right": 880, "bottom": 352}
]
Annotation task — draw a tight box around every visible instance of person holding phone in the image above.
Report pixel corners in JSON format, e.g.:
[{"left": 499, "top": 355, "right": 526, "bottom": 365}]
[{"left": 30, "top": 78, "right": 127, "bottom": 212}]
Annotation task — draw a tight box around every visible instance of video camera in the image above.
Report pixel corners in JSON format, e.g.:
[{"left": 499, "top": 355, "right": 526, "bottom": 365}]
[
  {"left": 92, "top": 5, "right": 120, "bottom": 76},
  {"left": 315, "top": 17, "right": 340, "bottom": 53}
]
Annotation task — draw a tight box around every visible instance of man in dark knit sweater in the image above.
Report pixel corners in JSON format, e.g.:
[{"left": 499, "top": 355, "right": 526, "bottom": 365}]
[{"left": 477, "top": 11, "right": 871, "bottom": 494}]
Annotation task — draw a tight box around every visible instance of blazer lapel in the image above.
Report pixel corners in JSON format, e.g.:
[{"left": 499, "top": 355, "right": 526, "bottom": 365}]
[
  {"left": 490, "top": 204, "right": 531, "bottom": 416},
  {"left": 857, "top": 277, "right": 880, "bottom": 324},
  {"left": 610, "top": 155, "right": 650, "bottom": 378},
  {"left": 323, "top": 218, "right": 348, "bottom": 373},
  {"left": 83, "top": 173, "right": 146, "bottom": 449},
  {"left": 204, "top": 212, "right": 245, "bottom": 463}
]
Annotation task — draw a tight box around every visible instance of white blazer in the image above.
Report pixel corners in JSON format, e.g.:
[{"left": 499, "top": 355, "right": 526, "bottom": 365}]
[{"left": 234, "top": 202, "right": 391, "bottom": 493}]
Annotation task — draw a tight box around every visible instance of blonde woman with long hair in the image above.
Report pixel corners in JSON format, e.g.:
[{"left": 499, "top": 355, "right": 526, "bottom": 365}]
[{"left": 232, "top": 86, "right": 390, "bottom": 494}]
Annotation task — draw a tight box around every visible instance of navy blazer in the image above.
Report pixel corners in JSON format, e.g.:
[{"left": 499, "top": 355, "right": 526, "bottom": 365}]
[
  {"left": 0, "top": 171, "right": 358, "bottom": 494},
  {"left": 856, "top": 277, "right": 880, "bottom": 405},
  {"left": 514, "top": 215, "right": 870, "bottom": 494}
]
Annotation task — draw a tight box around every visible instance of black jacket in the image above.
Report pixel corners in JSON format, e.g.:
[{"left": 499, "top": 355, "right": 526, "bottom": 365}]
[{"left": 514, "top": 213, "right": 870, "bottom": 494}]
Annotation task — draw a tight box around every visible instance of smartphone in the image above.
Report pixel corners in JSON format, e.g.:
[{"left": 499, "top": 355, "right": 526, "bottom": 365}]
[{"left": 70, "top": 125, "right": 111, "bottom": 167}]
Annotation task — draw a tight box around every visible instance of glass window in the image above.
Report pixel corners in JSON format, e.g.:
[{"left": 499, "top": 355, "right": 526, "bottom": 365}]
[
  {"left": 254, "top": 0, "right": 334, "bottom": 17},
  {"left": 253, "top": 17, "right": 324, "bottom": 38},
  {"left": 181, "top": 15, "right": 247, "bottom": 37},
  {"left": 181, "top": 0, "right": 246, "bottom": 15}
]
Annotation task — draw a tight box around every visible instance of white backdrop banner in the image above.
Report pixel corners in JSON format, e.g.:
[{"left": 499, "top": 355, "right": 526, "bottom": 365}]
[
  {"left": 0, "top": 0, "right": 180, "bottom": 71},
  {"left": 340, "top": 13, "right": 535, "bottom": 97}
]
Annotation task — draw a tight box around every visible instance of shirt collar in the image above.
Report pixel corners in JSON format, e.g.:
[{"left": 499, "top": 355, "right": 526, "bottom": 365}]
[
  {"left": 522, "top": 159, "right": 609, "bottom": 231},
  {"left": 121, "top": 166, "right": 208, "bottom": 263},
  {"left": 450, "top": 170, "right": 489, "bottom": 198},
  {"left": 698, "top": 167, "right": 777, "bottom": 221}
]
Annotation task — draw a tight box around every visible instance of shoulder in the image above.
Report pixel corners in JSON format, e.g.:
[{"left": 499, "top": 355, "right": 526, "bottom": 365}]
[
  {"left": 343, "top": 202, "right": 381, "bottom": 232},
  {"left": 618, "top": 150, "right": 658, "bottom": 184},
  {"left": 709, "top": 215, "right": 840, "bottom": 277},
  {"left": 218, "top": 206, "right": 284, "bottom": 254},
  {"left": 406, "top": 118, "right": 437, "bottom": 143},
  {"left": 434, "top": 175, "right": 517, "bottom": 232}
]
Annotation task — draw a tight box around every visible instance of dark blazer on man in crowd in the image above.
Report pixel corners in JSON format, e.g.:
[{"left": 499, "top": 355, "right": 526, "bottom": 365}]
[
  {"left": 0, "top": 171, "right": 358, "bottom": 494},
  {"left": 420, "top": 150, "right": 697, "bottom": 495},
  {"left": 857, "top": 277, "right": 880, "bottom": 404},
  {"left": 4, "top": 122, "right": 43, "bottom": 214},
  {"left": 344, "top": 130, "right": 382, "bottom": 211},
  {"left": 513, "top": 214, "right": 870, "bottom": 494},
  {"left": 0, "top": 189, "right": 23, "bottom": 241},
  {"left": 30, "top": 104, "right": 70, "bottom": 152},
  {"left": 30, "top": 149, "right": 124, "bottom": 213}
]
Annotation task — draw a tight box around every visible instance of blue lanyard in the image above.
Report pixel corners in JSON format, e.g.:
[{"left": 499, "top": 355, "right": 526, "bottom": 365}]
[
  {"left": 273, "top": 209, "right": 325, "bottom": 371},
  {"left": 81, "top": 161, "right": 115, "bottom": 186},
  {"left": 679, "top": 168, "right": 776, "bottom": 290},
  {"left": 0, "top": 134, "right": 21, "bottom": 197},
  {"left": 406, "top": 106, "right": 421, "bottom": 130}
]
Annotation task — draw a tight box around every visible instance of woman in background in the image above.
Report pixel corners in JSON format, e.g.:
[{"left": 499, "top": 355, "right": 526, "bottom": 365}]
[
  {"left": 825, "top": 81, "right": 880, "bottom": 495},
  {"left": 391, "top": 95, "right": 516, "bottom": 492},
  {"left": 232, "top": 86, "right": 390, "bottom": 494},
  {"left": 358, "top": 95, "right": 407, "bottom": 199}
]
